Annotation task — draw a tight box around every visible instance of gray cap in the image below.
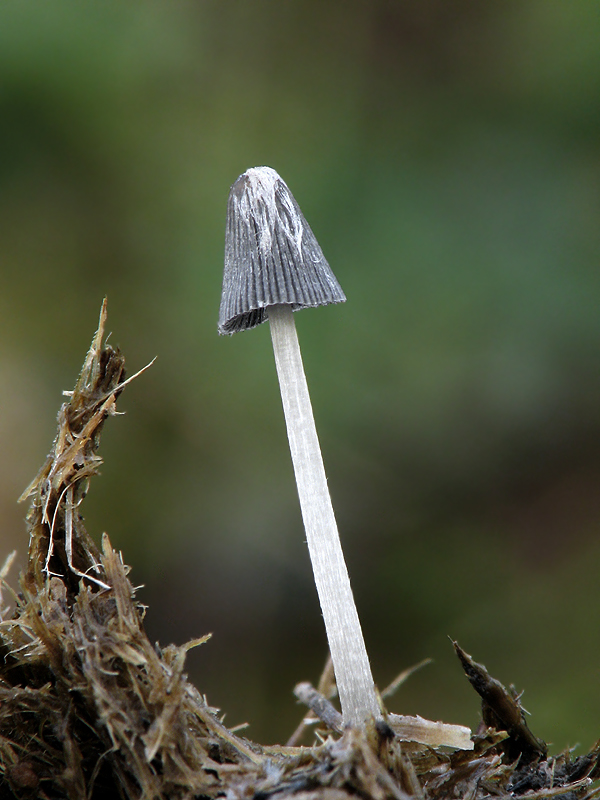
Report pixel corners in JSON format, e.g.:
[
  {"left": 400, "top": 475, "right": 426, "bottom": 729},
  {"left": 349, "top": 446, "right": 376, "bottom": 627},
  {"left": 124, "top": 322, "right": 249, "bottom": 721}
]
[{"left": 218, "top": 167, "right": 346, "bottom": 334}]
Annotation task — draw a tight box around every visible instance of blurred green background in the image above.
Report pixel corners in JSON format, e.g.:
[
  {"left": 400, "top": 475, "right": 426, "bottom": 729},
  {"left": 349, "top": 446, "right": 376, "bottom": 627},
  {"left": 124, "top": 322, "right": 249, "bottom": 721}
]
[{"left": 1, "top": 0, "right": 599, "bottom": 748}]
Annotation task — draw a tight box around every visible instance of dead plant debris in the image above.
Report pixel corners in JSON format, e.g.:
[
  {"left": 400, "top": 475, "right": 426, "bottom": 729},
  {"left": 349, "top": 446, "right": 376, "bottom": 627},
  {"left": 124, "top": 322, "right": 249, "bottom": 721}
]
[{"left": 0, "top": 304, "right": 599, "bottom": 799}]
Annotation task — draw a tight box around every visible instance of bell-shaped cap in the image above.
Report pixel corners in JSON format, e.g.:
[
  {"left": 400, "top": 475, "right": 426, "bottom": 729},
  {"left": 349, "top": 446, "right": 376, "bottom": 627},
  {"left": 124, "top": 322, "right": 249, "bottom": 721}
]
[{"left": 218, "top": 166, "right": 346, "bottom": 334}]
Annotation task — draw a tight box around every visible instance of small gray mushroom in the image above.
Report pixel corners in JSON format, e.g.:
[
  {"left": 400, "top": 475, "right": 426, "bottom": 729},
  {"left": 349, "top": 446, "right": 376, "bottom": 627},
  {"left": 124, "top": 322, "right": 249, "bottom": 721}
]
[{"left": 219, "top": 166, "right": 380, "bottom": 728}]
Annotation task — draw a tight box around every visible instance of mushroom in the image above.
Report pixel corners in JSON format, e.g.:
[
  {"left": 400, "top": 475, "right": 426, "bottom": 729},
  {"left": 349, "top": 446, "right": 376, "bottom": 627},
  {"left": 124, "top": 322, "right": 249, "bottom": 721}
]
[{"left": 218, "top": 166, "right": 381, "bottom": 727}]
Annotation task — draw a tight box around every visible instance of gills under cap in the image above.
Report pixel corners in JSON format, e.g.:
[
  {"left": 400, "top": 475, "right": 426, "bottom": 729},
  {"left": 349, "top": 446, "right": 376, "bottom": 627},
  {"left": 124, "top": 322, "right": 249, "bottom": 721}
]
[{"left": 218, "top": 166, "right": 346, "bottom": 335}]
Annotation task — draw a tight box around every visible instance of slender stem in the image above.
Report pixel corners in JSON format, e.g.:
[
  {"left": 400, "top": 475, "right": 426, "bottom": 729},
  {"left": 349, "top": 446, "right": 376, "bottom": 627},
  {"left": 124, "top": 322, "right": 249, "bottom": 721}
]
[{"left": 267, "top": 303, "right": 380, "bottom": 727}]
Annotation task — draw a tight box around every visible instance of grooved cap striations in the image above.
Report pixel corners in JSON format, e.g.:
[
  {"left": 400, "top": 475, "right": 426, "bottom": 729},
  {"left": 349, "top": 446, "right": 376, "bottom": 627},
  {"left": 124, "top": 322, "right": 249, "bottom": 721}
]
[{"left": 219, "top": 166, "right": 346, "bottom": 334}]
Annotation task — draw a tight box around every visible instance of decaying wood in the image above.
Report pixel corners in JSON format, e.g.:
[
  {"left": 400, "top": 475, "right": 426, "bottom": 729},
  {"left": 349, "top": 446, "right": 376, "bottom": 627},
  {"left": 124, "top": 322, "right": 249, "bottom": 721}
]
[
  {"left": 0, "top": 304, "right": 599, "bottom": 799},
  {"left": 453, "top": 641, "right": 547, "bottom": 763}
]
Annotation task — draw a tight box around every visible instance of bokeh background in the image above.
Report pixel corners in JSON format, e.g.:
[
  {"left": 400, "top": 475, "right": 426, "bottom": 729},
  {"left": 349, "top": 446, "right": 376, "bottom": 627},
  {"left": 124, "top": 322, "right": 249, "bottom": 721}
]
[{"left": 1, "top": 1, "right": 599, "bottom": 748}]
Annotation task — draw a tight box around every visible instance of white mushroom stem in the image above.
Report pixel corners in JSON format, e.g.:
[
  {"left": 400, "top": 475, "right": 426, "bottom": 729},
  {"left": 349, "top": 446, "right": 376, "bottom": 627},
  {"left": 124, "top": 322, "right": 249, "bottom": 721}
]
[{"left": 266, "top": 303, "right": 380, "bottom": 727}]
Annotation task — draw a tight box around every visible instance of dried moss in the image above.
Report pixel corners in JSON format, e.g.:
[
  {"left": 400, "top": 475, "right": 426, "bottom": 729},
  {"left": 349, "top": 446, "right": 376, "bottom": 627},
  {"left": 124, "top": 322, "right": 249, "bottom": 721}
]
[{"left": 0, "top": 303, "right": 599, "bottom": 799}]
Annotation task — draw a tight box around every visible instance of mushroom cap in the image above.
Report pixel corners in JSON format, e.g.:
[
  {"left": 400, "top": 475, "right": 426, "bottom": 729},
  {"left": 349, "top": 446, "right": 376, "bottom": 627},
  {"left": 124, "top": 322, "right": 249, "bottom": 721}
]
[{"left": 219, "top": 166, "right": 346, "bottom": 334}]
